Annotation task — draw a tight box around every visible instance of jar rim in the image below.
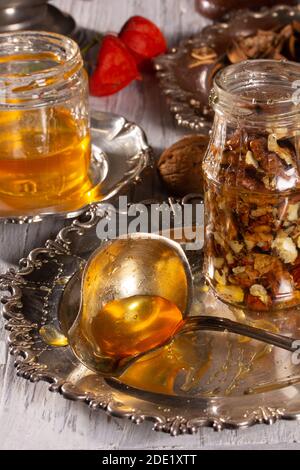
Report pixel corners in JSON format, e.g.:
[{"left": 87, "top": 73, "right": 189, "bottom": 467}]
[
  {"left": 212, "top": 59, "right": 300, "bottom": 124},
  {"left": 0, "top": 30, "right": 81, "bottom": 78},
  {"left": 0, "top": 30, "right": 82, "bottom": 107}
]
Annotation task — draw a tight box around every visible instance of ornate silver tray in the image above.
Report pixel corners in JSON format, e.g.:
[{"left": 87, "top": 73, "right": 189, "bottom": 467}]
[
  {"left": 2, "top": 203, "right": 300, "bottom": 435},
  {"left": 0, "top": 110, "right": 150, "bottom": 223},
  {"left": 155, "top": 4, "right": 300, "bottom": 132}
]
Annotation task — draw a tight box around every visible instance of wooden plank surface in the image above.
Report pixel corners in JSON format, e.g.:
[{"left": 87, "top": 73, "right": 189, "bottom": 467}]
[{"left": 1, "top": 0, "right": 300, "bottom": 450}]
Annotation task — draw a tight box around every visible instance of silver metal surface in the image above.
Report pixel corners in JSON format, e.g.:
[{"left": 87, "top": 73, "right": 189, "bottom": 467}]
[
  {"left": 0, "top": 110, "right": 151, "bottom": 224},
  {"left": 0, "top": 1, "right": 76, "bottom": 35},
  {"left": 2, "top": 202, "right": 300, "bottom": 434},
  {"left": 155, "top": 4, "right": 300, "bottom": 132},
  {"left": 81, "top": 233, "right": 193, "bottom": 318}
]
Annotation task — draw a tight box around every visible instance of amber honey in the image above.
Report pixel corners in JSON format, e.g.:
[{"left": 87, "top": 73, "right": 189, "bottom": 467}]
[
  {"left": 73, "top": 295, "right": 183, "bottom": 359},
  {"left": 43, "top": 295, "right": 183, "bottom": 358},
  {"left": 120, "top": 334, "right": 212, "bottom": 395},
  {"left": 0, "top": 107, "right": 92, "bottom": 211},
  {"left": 39, "top": 323, "right": 69, "bottom": 347},
  {"left": 0, "top": 34, "right": 93, "bottom": 215}
]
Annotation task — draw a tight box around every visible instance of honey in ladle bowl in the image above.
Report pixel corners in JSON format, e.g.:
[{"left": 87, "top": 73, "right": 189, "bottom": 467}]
[
  {"left": 0, "top": 32, "right": 94, "bottom": 216},
  {"left": 71, "top": 294, "right": 183, "bottom": 364},
  {"left": 67, "top": 235, "right": 192, "bottom": 376}
]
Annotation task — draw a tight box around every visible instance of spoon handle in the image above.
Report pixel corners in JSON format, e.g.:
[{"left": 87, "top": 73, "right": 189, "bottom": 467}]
[{"left": 180, "top": 316, "right": 297, "bottom": 352}]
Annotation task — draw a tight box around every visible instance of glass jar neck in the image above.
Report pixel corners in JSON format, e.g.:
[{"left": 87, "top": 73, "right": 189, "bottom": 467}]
[
  {"left": 211, "top": 60, "right": 300, "bottom": 130},
  {"left": 0, "top": 31, "right": 83, "bottom": 109}
]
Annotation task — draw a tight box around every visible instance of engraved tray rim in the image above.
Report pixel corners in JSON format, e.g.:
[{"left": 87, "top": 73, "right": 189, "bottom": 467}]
[
  {"left": 2, "top": 204, "right": 300, "bottom": 435},
  {"left": 154, "top": 4, "right": 300, "bottom": 133}
]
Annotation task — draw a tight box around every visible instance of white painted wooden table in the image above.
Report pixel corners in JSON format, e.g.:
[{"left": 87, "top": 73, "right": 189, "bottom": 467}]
[{"left": 1, "top": 0, "right": 300, "bottom": 450}]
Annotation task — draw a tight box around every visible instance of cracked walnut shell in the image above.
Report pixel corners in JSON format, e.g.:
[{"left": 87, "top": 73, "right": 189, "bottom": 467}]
[{"left": 157, "top": 135, "right": 209, "bottom": 196}]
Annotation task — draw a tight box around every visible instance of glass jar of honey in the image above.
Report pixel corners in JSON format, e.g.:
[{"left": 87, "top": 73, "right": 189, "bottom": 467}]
[
  {"left": 203, "top": 60, "right": 300, "bottom": 312},
  {"left": 0, "top": 31, "right": 92, "bottom": 216}
]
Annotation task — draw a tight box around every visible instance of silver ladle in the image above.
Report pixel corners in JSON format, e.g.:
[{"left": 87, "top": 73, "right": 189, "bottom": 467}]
[{"left": 66, "top": 233, "right": 298, "bottom": 377}]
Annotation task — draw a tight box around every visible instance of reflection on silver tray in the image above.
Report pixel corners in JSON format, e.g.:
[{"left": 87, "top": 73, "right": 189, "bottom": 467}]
[
  {"left": 155, "top": 4, "right": 300, "bottom": 132},
  {"left": 0, "top": 110, "right": 151, "bottom": 224},
  {"left": 0, "top": 3, "right": 76, "bottom": 36},
  {"left": 2, "top": 202, "right": 300, "bottom": 435}
]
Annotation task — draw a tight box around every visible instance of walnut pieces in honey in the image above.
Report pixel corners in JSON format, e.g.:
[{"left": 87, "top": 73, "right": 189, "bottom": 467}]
[
  {"left": 202, "top": 58, "right": 300, "bottom": 313},
  {"left": 204, "top": 129, "right": 300, "bottom": 311},
  {"left": 157, "top": 135, "right": 209, "bottom": 196}
]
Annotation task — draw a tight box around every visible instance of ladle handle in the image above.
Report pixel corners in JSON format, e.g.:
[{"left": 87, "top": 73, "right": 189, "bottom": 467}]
[{"left": 180, "top": 316, "right": 297, "bottom": 352}]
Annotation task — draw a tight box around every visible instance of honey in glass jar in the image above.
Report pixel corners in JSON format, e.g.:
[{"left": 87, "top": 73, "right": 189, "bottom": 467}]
[
  {"left": 0, "top": 32, "right": 92, "bottom": 216},
  {"left": 203, "top": 60, "right": 300, "bottom": 312}
]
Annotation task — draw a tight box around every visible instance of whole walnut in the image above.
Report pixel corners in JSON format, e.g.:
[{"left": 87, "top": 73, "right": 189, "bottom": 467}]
[{"left": 157, "top": 135, "right": 209, "bottom": 196}]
